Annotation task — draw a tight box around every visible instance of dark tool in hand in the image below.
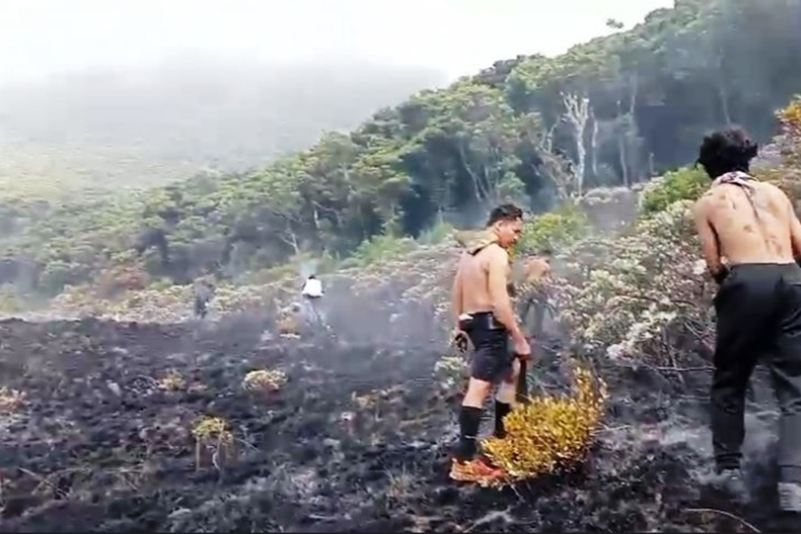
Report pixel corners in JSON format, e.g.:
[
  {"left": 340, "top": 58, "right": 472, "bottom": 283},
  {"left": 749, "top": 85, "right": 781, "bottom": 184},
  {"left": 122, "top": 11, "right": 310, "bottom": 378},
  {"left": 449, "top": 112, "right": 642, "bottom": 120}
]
[{"left": 514, "top": 336, "right": 534, "bottom": 405}]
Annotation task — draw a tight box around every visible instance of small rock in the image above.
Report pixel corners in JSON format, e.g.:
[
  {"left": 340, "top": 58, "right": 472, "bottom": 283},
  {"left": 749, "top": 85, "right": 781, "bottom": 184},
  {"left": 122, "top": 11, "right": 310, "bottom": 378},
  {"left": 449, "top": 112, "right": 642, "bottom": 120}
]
[{"left": 107, "top": 382, "right": 122, "bottom": 397}]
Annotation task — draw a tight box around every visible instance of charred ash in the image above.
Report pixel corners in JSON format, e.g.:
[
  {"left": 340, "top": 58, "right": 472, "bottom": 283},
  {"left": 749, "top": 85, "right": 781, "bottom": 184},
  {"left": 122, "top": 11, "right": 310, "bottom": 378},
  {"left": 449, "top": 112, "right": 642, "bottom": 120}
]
[{"left": 0, "top": 308, "right": 798, "bottom": 533}]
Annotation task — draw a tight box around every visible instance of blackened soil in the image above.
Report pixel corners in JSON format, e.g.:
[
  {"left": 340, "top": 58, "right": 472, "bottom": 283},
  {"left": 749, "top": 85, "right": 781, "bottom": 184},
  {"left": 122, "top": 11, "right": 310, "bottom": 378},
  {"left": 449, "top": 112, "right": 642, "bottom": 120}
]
[{"left": 0, "top": 317, "right": 798, "bottom": 532}]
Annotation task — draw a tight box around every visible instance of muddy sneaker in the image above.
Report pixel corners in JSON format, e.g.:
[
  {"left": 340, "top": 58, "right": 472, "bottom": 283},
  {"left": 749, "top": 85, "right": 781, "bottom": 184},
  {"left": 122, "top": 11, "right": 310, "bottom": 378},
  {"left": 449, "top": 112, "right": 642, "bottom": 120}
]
[
  {"left": 778, "top": 482, "right": 801, "bottom": 512},
  {"left": 708, "top": 469, "right": 750, "bottom": 504},
  {"left": 449, "top": 457, "right": 505, "bottom": 483}
]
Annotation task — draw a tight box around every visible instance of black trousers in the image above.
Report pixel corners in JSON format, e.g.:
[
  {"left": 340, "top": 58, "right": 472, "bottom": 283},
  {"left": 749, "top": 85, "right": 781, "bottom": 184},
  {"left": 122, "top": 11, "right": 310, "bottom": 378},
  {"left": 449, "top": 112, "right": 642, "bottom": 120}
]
[
  {"left": 194, "top": 296, "right": 208, "bottom": 318},
  {"left": 712, "top": 263, "right": 801, "bottom": 482}
]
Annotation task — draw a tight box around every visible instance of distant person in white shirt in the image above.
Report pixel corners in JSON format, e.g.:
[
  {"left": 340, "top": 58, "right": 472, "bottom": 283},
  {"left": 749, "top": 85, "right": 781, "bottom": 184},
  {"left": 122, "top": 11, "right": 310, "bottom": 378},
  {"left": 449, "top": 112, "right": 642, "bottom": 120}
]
[
  {"left": 301, "top": 275, "right": 325, "bottom": 326},
  {"left": 302, "top": 275, "right": 323, "bottom": 299}
]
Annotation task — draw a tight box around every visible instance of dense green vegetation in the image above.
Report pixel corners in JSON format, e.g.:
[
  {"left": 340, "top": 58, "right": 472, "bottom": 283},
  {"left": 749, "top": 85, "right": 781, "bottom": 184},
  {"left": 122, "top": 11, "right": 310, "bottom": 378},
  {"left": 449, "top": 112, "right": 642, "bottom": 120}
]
[
  {"left": 515, "top": 206, "right": 590, "bottom": 257},
  {"left": 3, "top": 0, "right": 801, "bottom": 299},
  {"left": 639, "top": 167, "right": 708, "bottom": 215}
]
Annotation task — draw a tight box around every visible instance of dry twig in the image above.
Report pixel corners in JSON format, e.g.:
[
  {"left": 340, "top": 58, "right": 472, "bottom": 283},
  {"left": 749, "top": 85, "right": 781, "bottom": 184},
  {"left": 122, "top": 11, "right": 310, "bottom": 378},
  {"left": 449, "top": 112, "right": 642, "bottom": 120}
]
[{"left": 684, "top": 508, "right": 760, "bottom": 533}]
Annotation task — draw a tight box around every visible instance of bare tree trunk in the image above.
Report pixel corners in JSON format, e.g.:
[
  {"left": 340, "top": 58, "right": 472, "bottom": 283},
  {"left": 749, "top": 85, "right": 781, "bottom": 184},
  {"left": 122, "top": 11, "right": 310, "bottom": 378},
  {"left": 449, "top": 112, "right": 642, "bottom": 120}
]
[
  {"left": 484, "top": 145, "right": 500, "bottom": 205},
  {"left": 628, "top": 75, "right": 640, "bottom": 183},
  {"left": 590, "top": 106, "right": 599, "bottom": 180},
  {"left": 312, "top": 200, "right": 343, "bottom": 228},
  {"left": 618, "top": 136, "right": 629, "bottom": 187},
  {"left": 535, "top": 120, "right": 574, "bottom": 201},
  {"left": 616, "top": 99, "right": 629, "bottom": 188},
  {"left": 628, "top": 75, "right": 638, "bottom": 122},
  {"left": 457, "top": 143, "right": 488, "bottom": 203},
  {"left": 545, "top": 122, "right": 558, "bottom": 153},
  {"left": 562, "top": 92, "right": 590, "bottom": 197},
  {"left": 280, "top": 225, "right": 301, "bottom": 255}
]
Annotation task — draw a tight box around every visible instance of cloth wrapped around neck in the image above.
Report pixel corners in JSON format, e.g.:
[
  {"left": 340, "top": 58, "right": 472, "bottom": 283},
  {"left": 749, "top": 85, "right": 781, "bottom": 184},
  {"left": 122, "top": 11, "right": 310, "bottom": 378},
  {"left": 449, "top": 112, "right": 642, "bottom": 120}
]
[
  {"left": 712, "top": 170, "right": 755, "bottom": 189},
  {"left": 454, "top": 229, "right": 499, "bottom": 256}
]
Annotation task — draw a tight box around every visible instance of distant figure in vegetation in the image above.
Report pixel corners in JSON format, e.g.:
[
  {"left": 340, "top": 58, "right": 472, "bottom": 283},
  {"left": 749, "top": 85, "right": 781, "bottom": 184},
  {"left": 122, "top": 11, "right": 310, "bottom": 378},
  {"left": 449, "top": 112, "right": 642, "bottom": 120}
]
[
  {"left": 134, "top": 228, "right": 170, "bottom": 266},
  {"left": 517, "top": 249, "right": 553, "bottom": 338},
  {"left": 193, "top": 277, "right": 216, "bottom": 319},
  {"left": 277, "top": 304, "right": 301, "bottom": 336},
  {"left": 300, "top": 274, "right": 325, "bottom": 327},
  {"left": 693, "top": 126, "right": 801, "bottom": 511},
  {"left": 449, "top": 203, "right": 531, "bottom": 483}
]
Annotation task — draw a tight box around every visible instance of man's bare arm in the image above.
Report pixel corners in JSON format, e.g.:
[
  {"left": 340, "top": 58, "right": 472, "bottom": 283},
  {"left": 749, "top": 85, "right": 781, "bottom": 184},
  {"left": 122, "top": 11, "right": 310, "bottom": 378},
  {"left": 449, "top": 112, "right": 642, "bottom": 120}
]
[
  {"left": 451, "top": 257, "right": 464, "bottom": 324},
  {"left": 692, "top": 199, "right": 724, "bottom": 277},
  {"left": 783, "top": 192, "right": 801, "bottom": 260},
  {"left": 486, "top": 246, "right": 524, "bottom": 341}
]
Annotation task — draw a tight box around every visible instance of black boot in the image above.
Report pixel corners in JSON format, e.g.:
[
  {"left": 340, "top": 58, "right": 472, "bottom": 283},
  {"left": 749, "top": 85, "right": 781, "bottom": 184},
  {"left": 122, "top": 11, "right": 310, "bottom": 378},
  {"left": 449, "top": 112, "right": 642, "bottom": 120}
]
[
  {"left": 454, "top": 406, "right": 483, "bottom": 462},
  {"left": 494, "top": 401, "right": 512, "bottom": 439},
  {"left": 707, "top": 468, "right": 750, "bottom": 505}
]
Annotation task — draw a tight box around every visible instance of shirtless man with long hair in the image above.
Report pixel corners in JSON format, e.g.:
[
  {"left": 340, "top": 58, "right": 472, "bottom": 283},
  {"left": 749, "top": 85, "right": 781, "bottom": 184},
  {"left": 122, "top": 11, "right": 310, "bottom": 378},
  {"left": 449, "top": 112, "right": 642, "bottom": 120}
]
[{"left": 693, "top": 126, "right": 801, "bottom": 511}]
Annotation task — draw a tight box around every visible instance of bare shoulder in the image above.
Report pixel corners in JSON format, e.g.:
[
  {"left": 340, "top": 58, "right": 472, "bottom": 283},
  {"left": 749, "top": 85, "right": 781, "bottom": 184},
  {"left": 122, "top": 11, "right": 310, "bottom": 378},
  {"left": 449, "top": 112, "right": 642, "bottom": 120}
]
[
  {"left": 692, "top": 192, "right": 712, "bottom": 219},
  {"left": 481, "top": 243, "right": 508, "bottom": 269},
  {"left": 758, "top": 180, "right": 791, "bottom": 198},
  {"left": 757, "top": 181, "right": 795, "bottom": 209},
  {"left": 488, "top": 243, "right": 509, "bottom": 261}
]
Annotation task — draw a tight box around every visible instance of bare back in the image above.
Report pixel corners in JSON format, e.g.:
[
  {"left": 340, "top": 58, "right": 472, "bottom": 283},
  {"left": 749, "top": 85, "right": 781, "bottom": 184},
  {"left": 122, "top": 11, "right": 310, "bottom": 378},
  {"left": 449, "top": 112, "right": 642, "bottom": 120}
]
[
  {"left": 456, "top": 244, "right": 508, "bottom": 314},
  {"left": 698, "top": 179, "right": 798, "bottom": 265},
  {"left": 522, "top": 257, "right": 551, "bottom": 285}
]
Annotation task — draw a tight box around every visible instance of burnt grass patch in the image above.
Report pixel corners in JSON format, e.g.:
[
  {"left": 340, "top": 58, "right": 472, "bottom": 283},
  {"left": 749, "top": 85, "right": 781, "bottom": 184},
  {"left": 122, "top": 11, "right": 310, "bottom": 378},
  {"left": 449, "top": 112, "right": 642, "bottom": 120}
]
[{"left": 0, "top": 316, "right": 798, "bottom": 532}]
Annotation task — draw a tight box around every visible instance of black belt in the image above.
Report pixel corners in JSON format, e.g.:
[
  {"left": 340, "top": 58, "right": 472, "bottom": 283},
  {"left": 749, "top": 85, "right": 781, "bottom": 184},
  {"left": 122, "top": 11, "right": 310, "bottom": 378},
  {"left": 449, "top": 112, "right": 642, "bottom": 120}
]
[{"left": 458, "top": 312, "right": 505, "bottom": 332}]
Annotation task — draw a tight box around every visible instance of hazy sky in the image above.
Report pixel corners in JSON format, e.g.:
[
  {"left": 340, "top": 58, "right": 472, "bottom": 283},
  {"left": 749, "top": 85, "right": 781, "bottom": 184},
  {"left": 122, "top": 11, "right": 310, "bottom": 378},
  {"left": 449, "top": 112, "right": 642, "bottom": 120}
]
[{"left": 1, "top": 0, "right": 674, "bottom": 84}]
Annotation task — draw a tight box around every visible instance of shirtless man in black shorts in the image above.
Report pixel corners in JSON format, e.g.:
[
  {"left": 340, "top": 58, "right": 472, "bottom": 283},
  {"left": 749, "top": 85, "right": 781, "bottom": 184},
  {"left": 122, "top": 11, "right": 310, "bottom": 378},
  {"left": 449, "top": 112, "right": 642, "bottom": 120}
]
[
  {"left": 449, "top": 203, "right": 531, "bottom": 482},
  {"left": 693, "top": 127, "right": 801, "bottom": 511}
]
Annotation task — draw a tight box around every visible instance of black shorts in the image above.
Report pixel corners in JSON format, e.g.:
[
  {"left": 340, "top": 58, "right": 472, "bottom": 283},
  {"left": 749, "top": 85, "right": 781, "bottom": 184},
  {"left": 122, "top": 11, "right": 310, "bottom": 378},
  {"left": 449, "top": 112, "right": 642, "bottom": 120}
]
[{"left": 460, "top": 312, "right": 514, "bottom": 384}]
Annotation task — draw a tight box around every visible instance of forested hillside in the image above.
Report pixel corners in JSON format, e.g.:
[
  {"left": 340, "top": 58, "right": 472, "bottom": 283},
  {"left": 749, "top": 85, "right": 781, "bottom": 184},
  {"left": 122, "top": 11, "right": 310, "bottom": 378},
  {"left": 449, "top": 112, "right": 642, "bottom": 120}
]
[
  {"left": 2, "top": 0, "right": 801, "bottom": 301},
  {"left": 0, "top": 60, "right": 442, "bottom": 263}
]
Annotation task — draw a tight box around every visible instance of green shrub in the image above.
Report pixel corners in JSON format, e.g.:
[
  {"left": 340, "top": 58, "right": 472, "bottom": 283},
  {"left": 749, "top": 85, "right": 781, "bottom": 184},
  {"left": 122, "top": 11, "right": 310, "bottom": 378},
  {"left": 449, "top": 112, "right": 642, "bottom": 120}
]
[
  {"left": 515, "top": 204, "right": 589, "bottom": 256},
  {"left": 39, "top": 260, "right": 87, "bottom": 295},
  {"left": 417, "top": 220, "right": 456, "bottom": 246},
  {"left": 640, "top": 167, "right": 708, "bottom": 215},
  {"left": 342, "top": 234, "right": 417, "bottom": 268},
  {"left": 240, "top": 250, "right": 341, "bottom": 285},
  {"left": 0, "top": 285, "right": 22, "bottom": 313}
]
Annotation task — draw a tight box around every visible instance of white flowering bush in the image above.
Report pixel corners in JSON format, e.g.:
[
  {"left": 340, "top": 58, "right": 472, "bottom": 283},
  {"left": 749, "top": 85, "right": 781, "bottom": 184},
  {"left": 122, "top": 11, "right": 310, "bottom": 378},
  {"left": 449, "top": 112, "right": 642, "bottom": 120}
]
[
  {"left": 553, "top": 99, "right": 801, "bottom": 371},
  {"left": 554, "top": 200, "right": 717, "bottom": 369},
  {"left": 434, "top": 354, "right": 469, "bottom": 391}
]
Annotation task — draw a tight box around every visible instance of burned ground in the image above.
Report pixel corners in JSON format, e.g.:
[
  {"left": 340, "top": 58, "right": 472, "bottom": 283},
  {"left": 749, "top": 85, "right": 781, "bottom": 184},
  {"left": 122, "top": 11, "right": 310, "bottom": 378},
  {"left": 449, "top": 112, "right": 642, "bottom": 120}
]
[{"left": 0, "top": 316, "right": 798, "bottom": 532}]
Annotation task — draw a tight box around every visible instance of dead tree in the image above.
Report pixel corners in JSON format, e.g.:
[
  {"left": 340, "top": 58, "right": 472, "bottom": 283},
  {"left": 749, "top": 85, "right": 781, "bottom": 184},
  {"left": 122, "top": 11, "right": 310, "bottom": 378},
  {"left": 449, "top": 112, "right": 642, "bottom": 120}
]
[{"left": 562, "top": 92, "right": 590, "bottom": 197}]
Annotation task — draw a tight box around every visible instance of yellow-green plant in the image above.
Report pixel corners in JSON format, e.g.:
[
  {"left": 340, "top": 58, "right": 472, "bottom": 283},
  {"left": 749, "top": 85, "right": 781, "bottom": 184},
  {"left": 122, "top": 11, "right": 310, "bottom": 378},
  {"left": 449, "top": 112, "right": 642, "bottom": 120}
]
[
  {"left": 242, "top": 369, "right": 288, "bottom": 393},
  {"left": 482, "top": 365, "right": 607, "bottom": 485},
  {"left": 191, "top": 416, "right": 234, "bottom": 471}
]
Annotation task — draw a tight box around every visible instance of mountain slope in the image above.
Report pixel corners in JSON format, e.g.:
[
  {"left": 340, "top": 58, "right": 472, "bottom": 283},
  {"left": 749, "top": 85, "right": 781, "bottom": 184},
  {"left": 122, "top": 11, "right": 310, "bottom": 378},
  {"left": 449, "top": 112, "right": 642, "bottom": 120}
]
[
  {"left": 0, "top": 59, "right": 445, "bottom": 172},
  {"left": 3, "top": 0, "right": 801, "bottom": 300}
]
